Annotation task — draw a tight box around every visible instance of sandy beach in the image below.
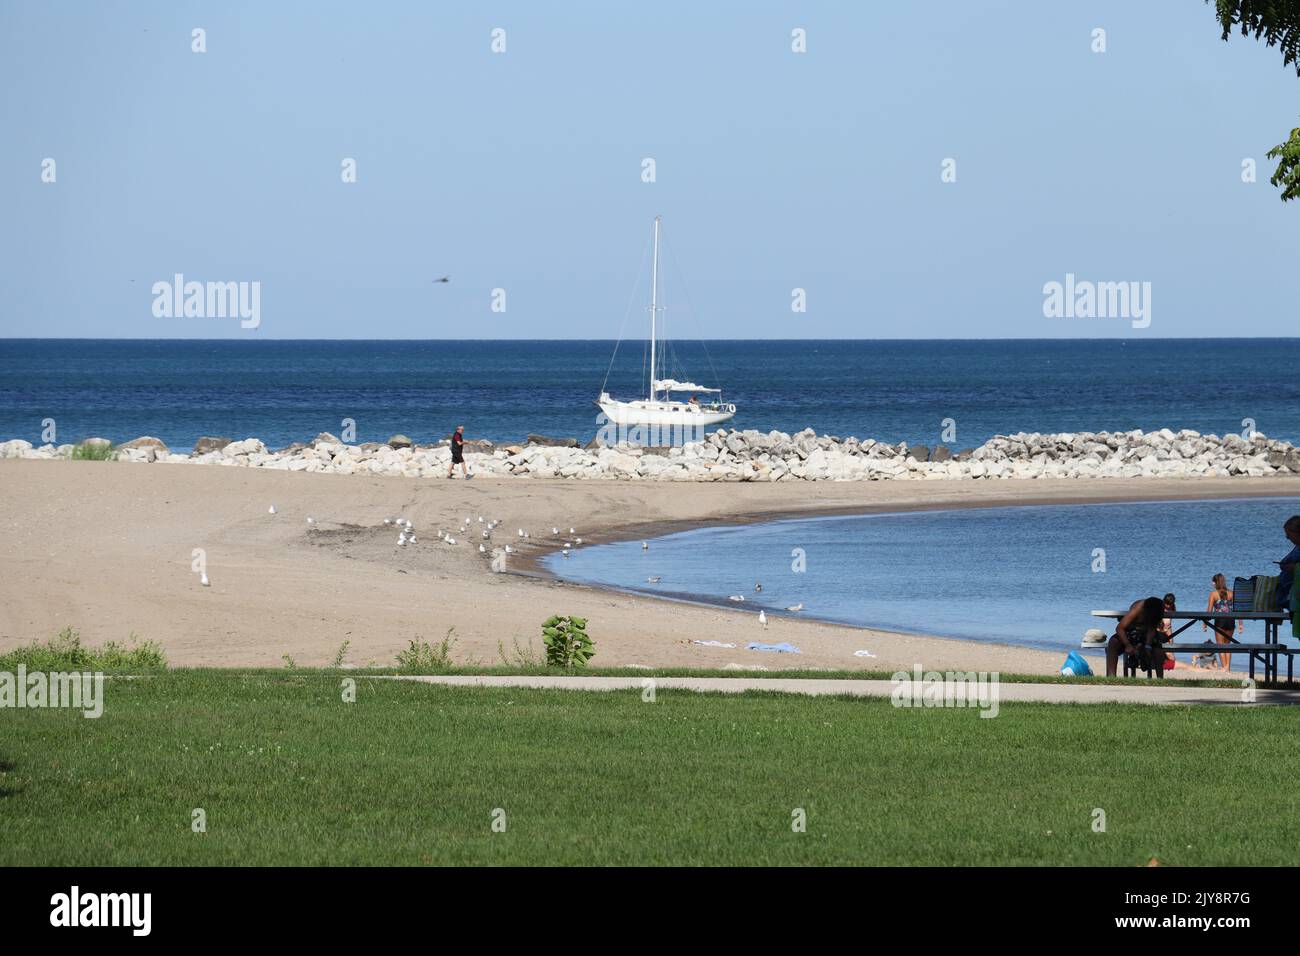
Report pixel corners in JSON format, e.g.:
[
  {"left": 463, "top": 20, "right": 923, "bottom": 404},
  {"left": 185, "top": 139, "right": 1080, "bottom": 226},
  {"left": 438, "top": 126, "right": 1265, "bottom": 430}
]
[{"left": 2, "top": 460, "right": 1296, "bottom": 673}]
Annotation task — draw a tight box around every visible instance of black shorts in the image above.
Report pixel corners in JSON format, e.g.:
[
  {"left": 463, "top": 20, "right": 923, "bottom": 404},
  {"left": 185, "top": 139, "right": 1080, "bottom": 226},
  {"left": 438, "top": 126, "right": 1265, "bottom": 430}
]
[{"left": 451, "top": 449, "right": 464, "bottom": 463}]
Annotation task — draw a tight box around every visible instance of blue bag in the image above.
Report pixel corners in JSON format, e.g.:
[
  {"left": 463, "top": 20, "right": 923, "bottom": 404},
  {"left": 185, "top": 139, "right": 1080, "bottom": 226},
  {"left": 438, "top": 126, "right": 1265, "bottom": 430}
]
[{"left": 1060, "top": 650, "right": 1093, "bottom": 677}]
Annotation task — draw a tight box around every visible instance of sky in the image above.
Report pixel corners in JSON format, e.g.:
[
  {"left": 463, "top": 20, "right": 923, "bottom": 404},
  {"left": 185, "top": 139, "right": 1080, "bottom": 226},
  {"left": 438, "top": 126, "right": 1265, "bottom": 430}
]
[{"left": 1, "top": 0, "right": 1298, "bottom": 339}]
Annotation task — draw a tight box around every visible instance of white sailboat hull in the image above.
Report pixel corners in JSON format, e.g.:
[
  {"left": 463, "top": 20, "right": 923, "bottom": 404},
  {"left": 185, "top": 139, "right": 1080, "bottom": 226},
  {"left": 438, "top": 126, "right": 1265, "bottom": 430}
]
[{"left": 597, "top": 397, "right": 735, "bottom": 428}]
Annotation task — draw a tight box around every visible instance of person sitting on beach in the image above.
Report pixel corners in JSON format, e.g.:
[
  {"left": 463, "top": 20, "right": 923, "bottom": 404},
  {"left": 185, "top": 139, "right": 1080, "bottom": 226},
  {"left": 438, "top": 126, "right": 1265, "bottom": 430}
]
[
  {"left": 1276, "top": 515, "right": 1300, "bottom": 611},
  {"left": 1159, "top": 593, "right": 1176, "bottom": 639},
  {"left": 1105, "top": 596, "right": 1168, "bottom": 677},
  {"left": 1202, "top": 574, "right": 1241, "bottom": 670}
]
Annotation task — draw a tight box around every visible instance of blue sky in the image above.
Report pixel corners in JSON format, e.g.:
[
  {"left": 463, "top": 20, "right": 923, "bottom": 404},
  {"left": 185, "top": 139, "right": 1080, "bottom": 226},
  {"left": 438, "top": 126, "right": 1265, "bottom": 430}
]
[{"left": 1, "top": 0, "right": 1297, "bottom": 339}]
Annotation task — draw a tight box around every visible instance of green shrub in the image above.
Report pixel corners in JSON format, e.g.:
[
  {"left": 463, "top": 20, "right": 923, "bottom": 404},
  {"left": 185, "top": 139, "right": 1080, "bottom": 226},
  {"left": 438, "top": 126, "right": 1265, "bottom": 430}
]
[
  {"left": 0, "top": 627, "right": 165, "bottom": 671},
  {"left": 70, "top": 442, "right": 116, "bottom": 461},
  {"left": 541, "top": 615, "right": 595, "bottom": 669},
  {"left": 395, "top": 629, "right": 457, "bottom": 672}
]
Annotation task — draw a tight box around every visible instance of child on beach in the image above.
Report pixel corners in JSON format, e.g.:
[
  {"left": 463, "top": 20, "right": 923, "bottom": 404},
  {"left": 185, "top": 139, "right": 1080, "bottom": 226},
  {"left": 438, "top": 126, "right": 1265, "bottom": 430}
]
[{"left": 1203, "top": 573, "right": 1241, "bottom": 670}]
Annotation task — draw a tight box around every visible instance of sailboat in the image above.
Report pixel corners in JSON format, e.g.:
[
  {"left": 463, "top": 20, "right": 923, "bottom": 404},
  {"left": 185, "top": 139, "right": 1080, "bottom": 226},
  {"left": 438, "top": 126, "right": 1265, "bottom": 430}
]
[{"left": 596, "top": 217, "right": 736, "bottom": 429}]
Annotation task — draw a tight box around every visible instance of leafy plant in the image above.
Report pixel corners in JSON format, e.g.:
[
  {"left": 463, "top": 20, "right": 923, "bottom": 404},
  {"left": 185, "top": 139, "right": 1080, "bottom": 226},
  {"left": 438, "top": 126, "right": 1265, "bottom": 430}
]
[
  {"left": 70, "top": 441, "right": 116, "bottom": 461},
  {"left": 541, "top": 615, "right": 595, "bottom": 669},
  {"left": 332, "top": 640, "right": 350, "bottom": 668},
  {"left": 0, "top": 627, "right": 165, "bottom": 671},
  {"left": 282, "top": 654, "right": 297, "bottom": 669},
  {"left": 395, "top": 628, "right": 457, "bottom": 672}
]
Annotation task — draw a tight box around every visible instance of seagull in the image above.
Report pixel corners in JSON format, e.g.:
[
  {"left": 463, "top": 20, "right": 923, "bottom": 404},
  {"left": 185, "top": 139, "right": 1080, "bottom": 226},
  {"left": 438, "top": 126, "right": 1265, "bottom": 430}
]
[
  {"left": 786, "top": 603, "right": 804, "bottom": 612},
  {"left": 446, "top": 536, "right": 457, "bottom": 545},
  {"left": 759, "top": 610, "right": 768, "bottom": 629},
  {"left": 268, "top": 505, "right": 276, "bottom": 515},
  {"left": 523, "top": 531, "right": 530, "bottom": 539},
  {"left": 563, "top": 541, "right": 572, "bottom": 548},
  {"left": 728, "top": 595, "right": 746, "bottom": 603},
  {"left": 552, "top": 527, "right": 559, "bottom": 535},
  {"left": 754, "top": 583, "right": 762, "bottom": 593},
  {"left": 404, "top": 519, "right": 413, "bottom": 529},
  {"left": 479, "top": 544, "right": 486, "bottom": 553},
  {"left": 481, "top": 530, "right": 490, "bottom": 539},
  {"left": 478, "top": 516, "right": 484, "bottom": 523},
  {"left": 504, "top": 545, "right": 515, "bottom": 554},
  {"left": 433, "top": 276, "right": 450, "bottom": 283},
  {"left": 306, "top": 516, "right": 315, "bottom": 526},
  {"left": 562, "top": 550, "right": 570, "bottom": 558},
  {"left": 383, "top": 517, "right": 393, "bottom": 525},
  {"left": 569, "top": 527, "right": 576, "bottom": 534},
  {"left": 575, "top": 537, "right": 583, "bottom": 545},
  {"left": 408, "top": 534, "right": 417, "bottom": 544},
  {"left": 200, "top": 572, "right": 210, "bottom": 587},
  {"left": 398, "top": 533, "right": 407, "bottom": 546},
  {"left": 647, "top": 576, "right": 661, "bottom": 584},
  {"left": 518, "top": 529, "right": 525, "bottom": 537},
  {"left": 641, "top": 541, "right": 648, "bottom": 550}
]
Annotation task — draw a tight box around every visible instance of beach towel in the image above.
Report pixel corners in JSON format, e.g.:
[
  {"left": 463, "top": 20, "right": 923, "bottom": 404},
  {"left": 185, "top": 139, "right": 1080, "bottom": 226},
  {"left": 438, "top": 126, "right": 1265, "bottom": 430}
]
[
  {"left": 1254, "top": 575, "right": 1279, "bottom": 611},
  {"left": 1232, "top": 576, "right": 1254, "bottom": 612},
  {"left": 746, "top": 641, "right": 801, "bottom": 654},
  {"left": 1233, "top": 575, "right": 1280, "bottom": 612}
]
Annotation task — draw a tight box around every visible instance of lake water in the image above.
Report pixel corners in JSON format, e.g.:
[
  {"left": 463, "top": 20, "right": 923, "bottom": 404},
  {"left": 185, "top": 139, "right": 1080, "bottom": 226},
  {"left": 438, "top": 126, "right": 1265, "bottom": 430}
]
[
  {"left": 2, "top": 338, "right": 1299, "bottom": 450},
  {"left": 541, "top": 497, "right": 1300, "bottom": 669}
]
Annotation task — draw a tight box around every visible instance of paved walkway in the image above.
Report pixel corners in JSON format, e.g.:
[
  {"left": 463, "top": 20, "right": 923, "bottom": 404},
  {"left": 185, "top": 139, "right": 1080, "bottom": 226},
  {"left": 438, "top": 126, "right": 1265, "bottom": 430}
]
[{"left": 384, "top": 674, "right": 1299, "bottom": 707}]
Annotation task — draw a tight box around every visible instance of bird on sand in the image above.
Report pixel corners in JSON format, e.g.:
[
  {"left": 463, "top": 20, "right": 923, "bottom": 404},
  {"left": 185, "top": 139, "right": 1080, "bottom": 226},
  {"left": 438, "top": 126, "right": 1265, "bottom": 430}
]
[
  {"left": 759, "top": 610, "right": 768, "bottom": 629},
  {"left": 268, "top": 505, "right": 276, "bottom": 515},
  {"left": 200, "top": 572, "right": 210, "bottom": 587}
]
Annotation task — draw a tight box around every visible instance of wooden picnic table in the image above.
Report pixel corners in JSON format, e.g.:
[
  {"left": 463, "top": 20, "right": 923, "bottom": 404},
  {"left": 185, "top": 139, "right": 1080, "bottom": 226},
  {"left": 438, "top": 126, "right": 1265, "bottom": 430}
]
[{"left": 1090, "top": 609, "right": 1295, "bottom": 682}]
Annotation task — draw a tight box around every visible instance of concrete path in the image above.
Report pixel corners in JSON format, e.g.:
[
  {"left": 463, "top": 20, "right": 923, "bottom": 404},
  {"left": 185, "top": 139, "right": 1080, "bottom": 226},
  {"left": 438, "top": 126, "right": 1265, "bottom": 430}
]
[{"left": 384, "top": 674, "right": 1300, "bottom": 707}]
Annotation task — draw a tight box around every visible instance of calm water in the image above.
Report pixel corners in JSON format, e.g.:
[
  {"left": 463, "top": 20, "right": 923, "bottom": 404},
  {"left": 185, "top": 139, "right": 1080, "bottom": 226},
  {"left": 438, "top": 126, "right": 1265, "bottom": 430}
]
[
  {"left": 1, "top": 338, "right": 1299, "bottom": 449},
  {"left": 541, "top": 498, "right": 1300, "bottom": 668}
]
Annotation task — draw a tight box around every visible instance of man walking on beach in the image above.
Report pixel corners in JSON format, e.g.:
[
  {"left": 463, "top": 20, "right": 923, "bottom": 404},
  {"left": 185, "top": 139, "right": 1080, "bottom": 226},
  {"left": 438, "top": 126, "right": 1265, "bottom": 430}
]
[{"left": 447, "top": 425, "right": 470, "bottom": 479}]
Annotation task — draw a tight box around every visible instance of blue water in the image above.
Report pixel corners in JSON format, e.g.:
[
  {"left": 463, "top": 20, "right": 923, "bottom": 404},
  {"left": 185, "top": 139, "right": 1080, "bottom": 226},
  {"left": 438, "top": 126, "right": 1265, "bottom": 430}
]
[
  {"left": 541, "top": 498, "right": 1300, "bottom": 668},
  {"left": 2, "top": 338, "right": 1299, "bottom": 450}
]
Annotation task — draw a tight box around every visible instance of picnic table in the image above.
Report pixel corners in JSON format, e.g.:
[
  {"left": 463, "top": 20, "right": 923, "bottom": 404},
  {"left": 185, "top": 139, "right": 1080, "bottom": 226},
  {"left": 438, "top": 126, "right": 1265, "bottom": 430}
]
[{"left": 1089, "top": 609, "right": 1296, "bottom": 682}]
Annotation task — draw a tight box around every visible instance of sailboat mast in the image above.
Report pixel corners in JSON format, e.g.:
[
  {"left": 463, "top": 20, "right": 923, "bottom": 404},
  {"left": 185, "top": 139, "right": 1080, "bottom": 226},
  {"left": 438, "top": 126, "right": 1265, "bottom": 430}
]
[{"left": 649, "top": 216, "right": 660, "bottom": 402}]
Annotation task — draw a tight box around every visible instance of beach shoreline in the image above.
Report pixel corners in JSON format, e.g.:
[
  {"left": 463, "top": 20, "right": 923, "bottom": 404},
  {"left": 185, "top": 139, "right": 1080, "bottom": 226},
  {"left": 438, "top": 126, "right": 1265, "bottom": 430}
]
[{"left": 3, "top": 459, "right": 1297, "bottom": 675}]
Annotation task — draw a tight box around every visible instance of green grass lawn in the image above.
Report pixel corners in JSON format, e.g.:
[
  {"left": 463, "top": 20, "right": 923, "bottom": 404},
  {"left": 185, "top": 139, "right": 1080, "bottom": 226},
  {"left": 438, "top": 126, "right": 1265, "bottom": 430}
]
[{"left": 1, "top": 670, "right": 1296, "bottom": 865}]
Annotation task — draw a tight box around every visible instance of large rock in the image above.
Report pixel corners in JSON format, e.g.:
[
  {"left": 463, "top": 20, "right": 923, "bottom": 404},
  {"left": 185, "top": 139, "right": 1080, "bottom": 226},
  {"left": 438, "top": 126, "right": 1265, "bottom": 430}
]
[
  {"left": 193, "top": 436, "right": 231, "bottom": 456},
  {"left": 223, "top": 438, "right": 267, "bottom": 457},
  {"left": 387, "top": 434, "right": 413, "bottom": 449},
  {"left": 313, "top": 432, "right": 340, "bottom": 445},
  {"left": 909, "top": 444, "right": 931, "bottom": 462},
  {"left": 119, "top": 436, "right": 169, "bottom": 453},
  {"left": 527, "top": 434, "right": 579, "bottom": 448}
]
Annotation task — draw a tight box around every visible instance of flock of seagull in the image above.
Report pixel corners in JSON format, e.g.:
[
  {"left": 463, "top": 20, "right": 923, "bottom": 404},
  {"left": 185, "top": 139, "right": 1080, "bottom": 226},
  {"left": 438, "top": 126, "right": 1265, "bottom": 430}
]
[{"left": 252, "top": 503, "right": 803, "bottom": 631}]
